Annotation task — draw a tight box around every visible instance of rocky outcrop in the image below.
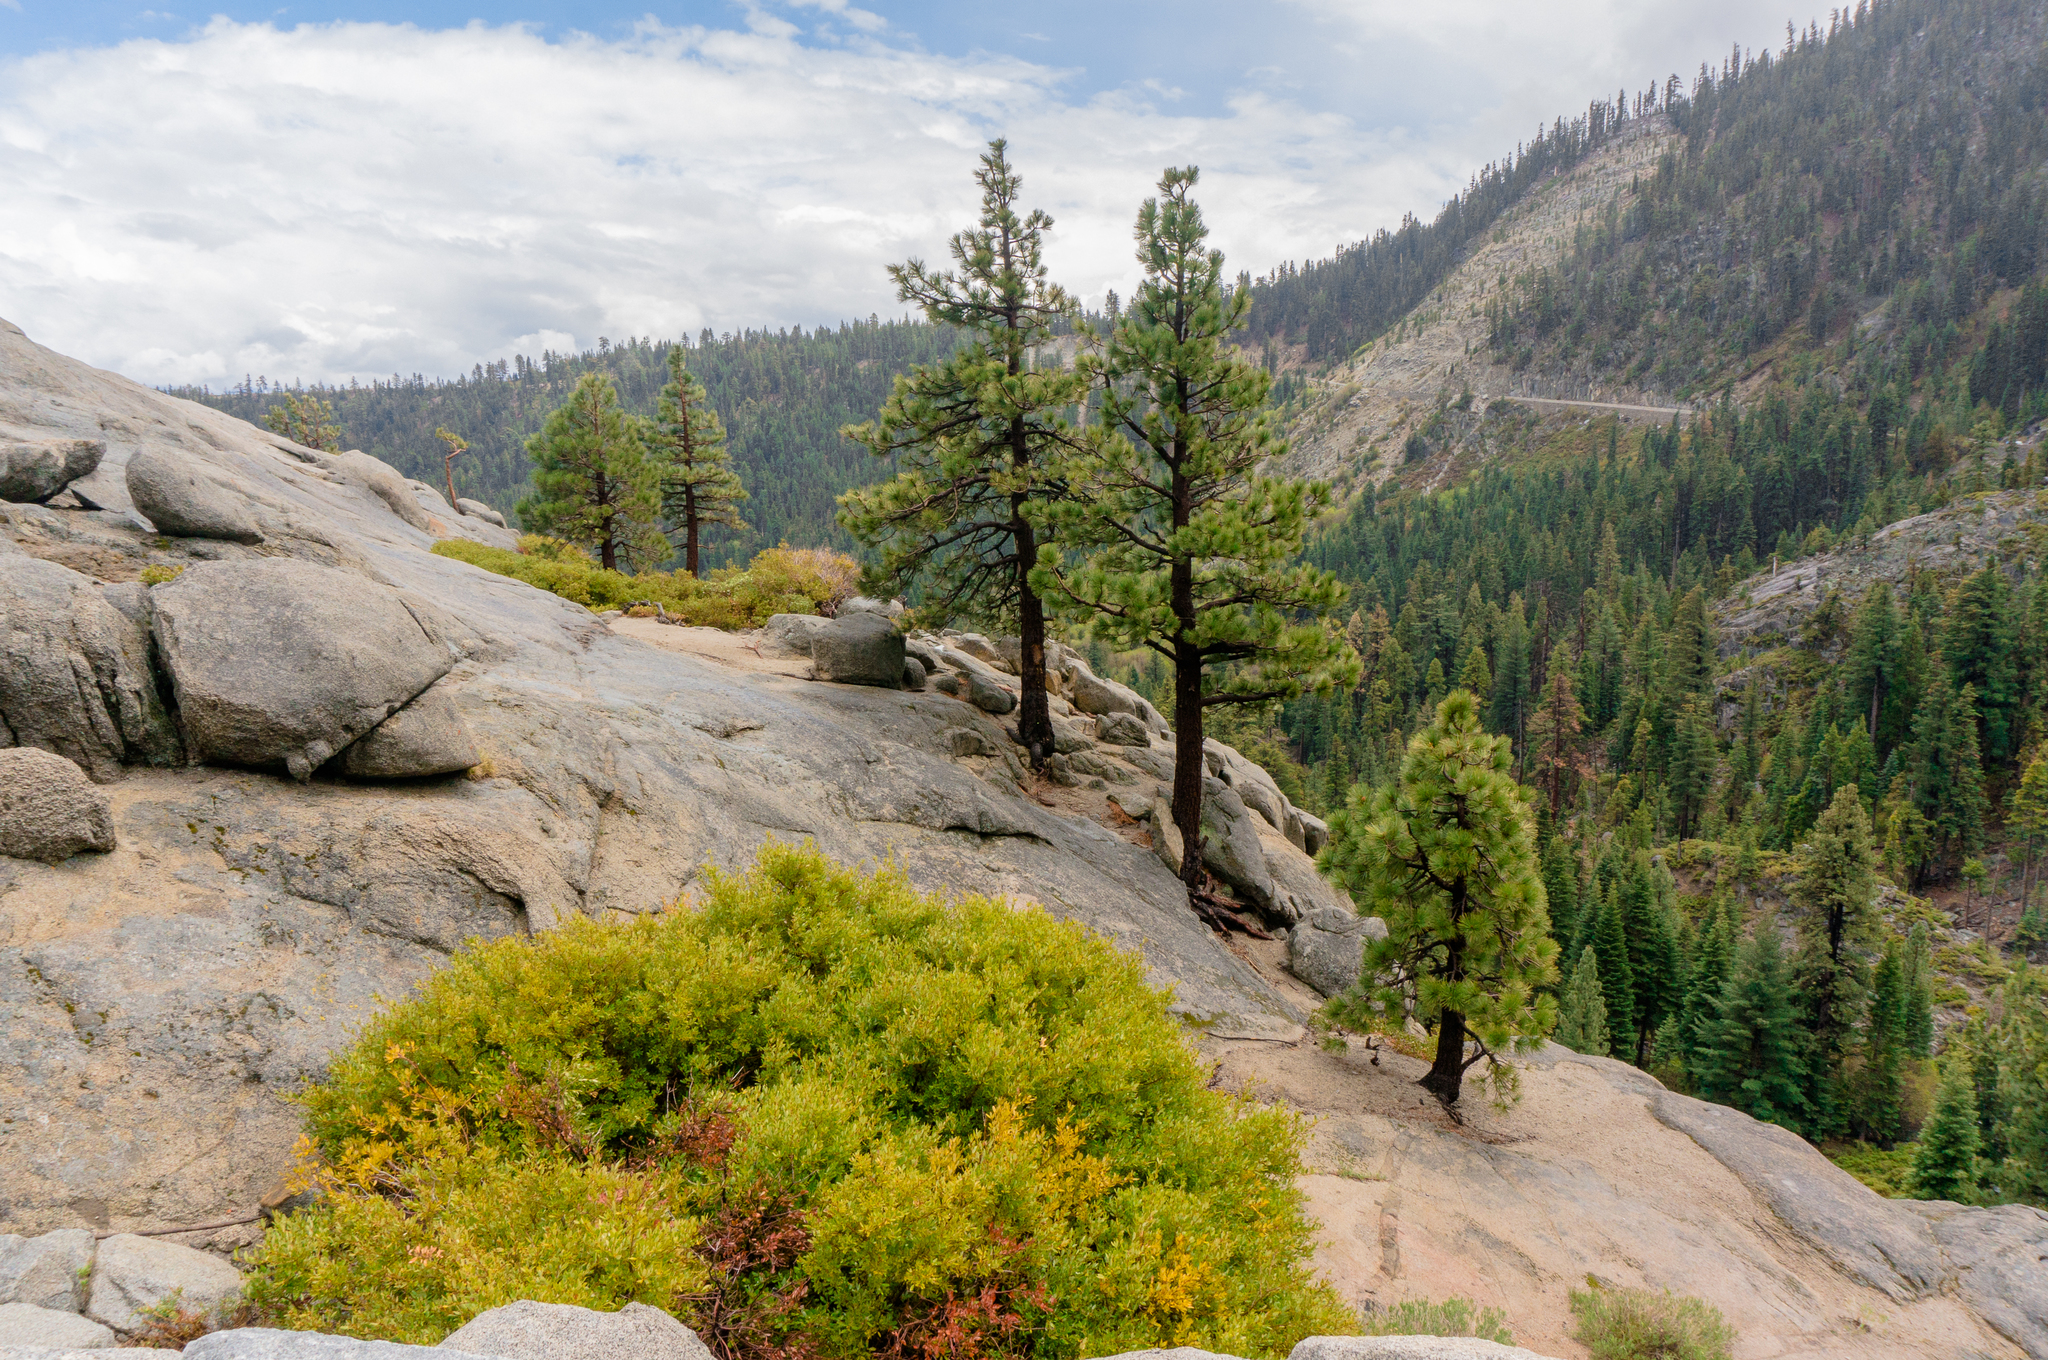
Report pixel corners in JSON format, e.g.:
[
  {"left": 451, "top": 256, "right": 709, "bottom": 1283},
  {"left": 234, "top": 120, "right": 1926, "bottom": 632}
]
[
  {"left": 0, "top": 1229, "right": 93, "bottom": 1312},
  {"left": 126, "top": 446, "right": 263, "bottom": 543},
  {"left": 441, "top": 1300, "right": 714, "bottom": 1360},
  {"left": 333, "top": 450, "right": 431, "bottom": 533},
  {"left": 338, "top": 684, "right": 480, "bottom": 779},
  {"left": 0, "top": 749, "right": 116, "bottom": 862},
  {"left": 151, "top": 559, "right": 458, "bottom": 780},
  {"left": 1906, "top": 1200, "right": 2048, "bottom": 1359},
  {"left": 1095, "top": 711, "right": 1151, "bottom": 746},
  {"left": 86, "top": 1232, "right": 243, "bottom": 1333},
  {"left": 0, "top": 439, "right": 102, "bottom": 505},
  {"left": 0, "top": 1302, "right": 116, "bottom": 1349},
  {"left": 0, "top": 555, "right": 179, "bottom": 781},
  {"left": 454, "top": 498, "right": 505, "bottom": 528},
  {"left": 1287, "top": 905, "right": 1388, "bottom": 998},
  {"left": 809, "top": 611, "right": 904, "bottom": 687}
]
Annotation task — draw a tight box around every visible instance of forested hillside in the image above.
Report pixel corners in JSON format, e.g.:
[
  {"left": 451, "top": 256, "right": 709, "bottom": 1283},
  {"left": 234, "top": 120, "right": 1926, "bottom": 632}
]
[{"left": 175, "top": 321, "right": 964, "bottom": 569}]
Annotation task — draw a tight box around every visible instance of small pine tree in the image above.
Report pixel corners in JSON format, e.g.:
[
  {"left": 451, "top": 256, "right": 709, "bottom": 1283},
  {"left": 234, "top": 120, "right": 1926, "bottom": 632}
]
[
  {"left": 265, "top": 392, "right": 343, "bottom": 452},
  {"left": 516, "top": 372, "right": 664, "bottom": 572},
  {"left": 652, "top": 346, "right": 747, "bottom": 577},
  {"left": 1323, "top": 691, "right": 1559, "bottom": 1105},
  {"left": 1556, "top": 947, "right": 1610, "bottom": 1056},
  {"left": 1909, "top": 1059, "right": 1983, "bottom": 1202},
  {"left": 1694, "top": 928, "right": 1810, "bottom": 1132},
  {"left": 1457, "top": 645, "right": 1494, "bottom": 704},
  {"left": 1590, "top": 885, "right": 1637, "bottom": 1057},
  {"left": 1854, "top": 938, "right": 1909, "bottom": 1146}
]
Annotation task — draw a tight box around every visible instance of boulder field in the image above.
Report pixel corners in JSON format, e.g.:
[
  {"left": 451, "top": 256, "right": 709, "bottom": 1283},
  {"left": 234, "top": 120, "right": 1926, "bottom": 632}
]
[{"left": 1, "top": 314, "right": 2045, "bottom": 1360}]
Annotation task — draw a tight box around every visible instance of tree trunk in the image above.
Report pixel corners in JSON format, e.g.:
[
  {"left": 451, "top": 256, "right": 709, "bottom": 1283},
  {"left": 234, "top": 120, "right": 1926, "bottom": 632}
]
[
  {"left": 1011, "top": 495, "right": 1053, "bottom": 767},
  {"left": 685, "top": 485, "right": 701, "bottom": 578},
  {"left": 1422, "top": 1007, "right": 1467, "bottom": 1105},
  {"left": 1172, "top": 635, "right": 1205, "bottom": 891}
]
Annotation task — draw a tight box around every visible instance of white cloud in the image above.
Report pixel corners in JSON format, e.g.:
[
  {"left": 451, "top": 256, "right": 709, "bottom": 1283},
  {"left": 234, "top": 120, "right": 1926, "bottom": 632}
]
[{"left": 0, "top": 4, "right": 1804, "bottom": 388}]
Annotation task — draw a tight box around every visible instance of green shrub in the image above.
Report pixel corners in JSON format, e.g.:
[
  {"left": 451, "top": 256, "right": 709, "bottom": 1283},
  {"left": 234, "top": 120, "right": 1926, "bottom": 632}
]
[
  {"left": 1827, "top": 1141, "right": 1919, "bottom": 1198},
  {"left": 1568, "top": 1285, "right": 1735, "bottom": 1360},
  {"left": 1359, "top": 1296, "right": 1512, "bottom": 1344},
  {"left": 247, "top": 844, "right": 1353, "bottom": 1358},
  {"left": 430, "top": 537, "right": 856, "bottom": 628}
]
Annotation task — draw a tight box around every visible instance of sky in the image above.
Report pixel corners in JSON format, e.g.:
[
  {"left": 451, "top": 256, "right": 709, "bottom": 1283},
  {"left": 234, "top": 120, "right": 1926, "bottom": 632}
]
[{"left": 0, "top": 0, "right": 1804, "bottom": 389}]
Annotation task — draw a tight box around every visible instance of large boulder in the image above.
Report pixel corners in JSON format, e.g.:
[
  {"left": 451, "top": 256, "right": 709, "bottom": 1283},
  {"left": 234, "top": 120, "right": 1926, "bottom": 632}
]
[
  {"left": 759, "top": 612, "right": 830, "bottom": 657},
  {"left": 454, "top": 498, "right": 505, "bottom": 528},
  {"left": 1288, "top": 905, "right": 1389, "bottom": 996},
  {"left": 150, "top": 559, "right": 457, "bottom": 780},
  {"left": 440, "top": 1299, "right": 714, "bottom": 1360},
  {"left": 809, "top": 611, "right": 905, "bottom": 687},
  {"left": 84, "top": 1234, "right": 242, "bottom": 1334},
  {"left": 185, "top": 1333, "right": 497, "bottom": 1359},
  {"left": 0, "top": 556, "right": 180, "bottom": 780},
  {"left": 0, "top": 1229, "right": 95, "bottom": 1312},
  {"left": 125, "top": 447, "right": 262, "bottom": 544},
  {"left": 1198, "top": 779, "right": 1277, "bottom": 915},
  {"left": 332, "top": 451, "right": 431, "bottom": 532},
  {"left": 0, "top": 1302, "right": 115, "bottom": 1349},
  {"left": 339, "top": 685, "right": 480, "bottom": 779},
  {"left": 1065, "top": 658, "right": 1168, "bottom": 733},
  {"left": 0, "top": 749, "right": 115, "bottom": 862},
  {"left": 1095, "top": 712, "right": 1151, "bottom": 747},
  {"left": 0, "top": 439, "right": 102, "bottom": 505},
  {"left": 967, "top": 671, "right": 1016, "bottom": 715}
]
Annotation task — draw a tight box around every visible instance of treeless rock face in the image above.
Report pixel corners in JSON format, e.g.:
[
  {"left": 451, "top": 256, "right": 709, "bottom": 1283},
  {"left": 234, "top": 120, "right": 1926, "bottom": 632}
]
[{"left": 1204, "top": 943, "right": 2043, "bottom": 1360}]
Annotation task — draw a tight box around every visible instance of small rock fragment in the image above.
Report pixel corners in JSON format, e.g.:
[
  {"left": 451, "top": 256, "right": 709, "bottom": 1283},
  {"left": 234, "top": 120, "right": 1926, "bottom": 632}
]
[{"left": 0, "top": 748, "right": 115, "bottom": 862}]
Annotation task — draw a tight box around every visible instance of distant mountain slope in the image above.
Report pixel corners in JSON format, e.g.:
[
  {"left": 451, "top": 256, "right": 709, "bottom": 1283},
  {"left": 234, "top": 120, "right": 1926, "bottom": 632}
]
[{"left": 1487, "top": 0, "right": 2048, "bottom": 408}]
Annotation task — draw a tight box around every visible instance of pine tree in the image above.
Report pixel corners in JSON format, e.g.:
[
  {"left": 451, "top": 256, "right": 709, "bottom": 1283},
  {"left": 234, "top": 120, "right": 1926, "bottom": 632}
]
[
  {"left": 1910, "top": 670, "right": 1988, "bottom": 877},
  {"left": 2007, "top": 754, "right": 2048, "bottom": 906},
  {"left": 1793, "top": 784, "right": 1879, "bottom": 965},
  {"left": 1556, "top": 946, "right": 1610, "bottom": 1056},
  {"left": 1589, "top": 885, "right": 1636, "bottom": 1058},
  {"left": 1037, "top": 166, "right": 1357, "bottom": 878},
  {"left": 1946, "top": 565, "right": 2019, "bottom": 765},
  {"left": 1694, "top": 928, "right": 1810, "bottom": 1132},
  {"left": 1323, "top": 691, "right": 1559, "bottom": 1105},
  {"left": 1909, "top": 1059, "right": 1982, "bottom": 1202},
  {"left": 265, "top": 391, "right": 343, "bottom": 452},
  {"left": 1682, "top": 901, "right": 1738, "bottom": 1075},
  {"left": 841, "top": 140, "right": 1090, "bottom": 764},
  {"left": 517, "top": 371, "right": 664, "bottom": 571},
  {"left": 1847, "top": 582, "right": 1905, "bottom": 752},
  {"left": 1528, "top": 664, "right": 1593, "bottom": 816},
  {"left": 1539, "top": 833, "right": 1581, "bottom": 956},
  {"left": 1458, "top": 644, "right": 1494, "bottom": 706},
  {"left": 652, "top": 346, "right": 747, "bottom": 577},
  {"left": 1854, "top": 937, "right": 1909, "bottom": 1146},
  {"left": 1490, "top": 601, "right": 1531, "bottom": 753}
]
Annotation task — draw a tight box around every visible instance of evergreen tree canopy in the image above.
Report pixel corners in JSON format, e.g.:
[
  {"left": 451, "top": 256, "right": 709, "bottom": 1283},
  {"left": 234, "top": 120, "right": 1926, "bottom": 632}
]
[
  {"left": 516, "top": 371, "right": 664, "bottom": 572},
  {"left": 1910, "top": 1058, "right": 1983, "bottom": 1202},
  {"left": 652, "top": 347, "right": 747, "bottom": 577},
  {"left": 1322, "top": 691, "right": 1558, "bottom": 1106},
  {"left": 1556, "top": 946, "right": 1611, "bottom": 1056},
  {"left": 1035, "top": 165, "right": 1357, "bottom": 882},
  {"left": 841, "top": 138, "right": 1090, "bottom": 764},
  {"left": 1695, "top": 928, "right": 1810, "bottom": 1132}
]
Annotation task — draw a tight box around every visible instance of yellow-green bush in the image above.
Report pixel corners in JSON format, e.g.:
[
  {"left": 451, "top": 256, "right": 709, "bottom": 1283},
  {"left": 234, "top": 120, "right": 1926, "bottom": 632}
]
[
  {"left": 430, "top": 537, "right": 857, "bottom": 629},
  {"left": 247, "top": 845, "right": 1352, "bottom": 1359},
  {"left": 1568, "top": 1285, "right": 1734, "bottom": 1360}
]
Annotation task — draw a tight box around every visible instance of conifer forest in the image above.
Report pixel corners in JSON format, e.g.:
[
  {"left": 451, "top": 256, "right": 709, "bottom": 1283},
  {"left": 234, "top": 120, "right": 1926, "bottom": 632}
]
[{"left": 175, "top": 0, "right": 2048, "bottom": 1203}]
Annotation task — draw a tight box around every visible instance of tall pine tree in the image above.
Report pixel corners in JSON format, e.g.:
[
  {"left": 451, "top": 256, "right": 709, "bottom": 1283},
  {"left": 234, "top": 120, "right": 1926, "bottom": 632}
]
[
  {"left": 841, "top": 139, "right": 1089, "bottom": 764},
  {"left": 517, "top": 371, "right": 664, "bottom": 572},
  {"left": 652, "top": 346, "right": 747, "bottom": 577},
  {"left": 1038, "top": 166, "right": 1357, "bottom": 880}
]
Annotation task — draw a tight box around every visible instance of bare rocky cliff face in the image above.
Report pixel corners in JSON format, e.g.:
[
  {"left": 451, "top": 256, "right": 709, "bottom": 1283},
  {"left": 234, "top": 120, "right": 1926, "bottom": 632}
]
[{"left": 2, "top": 317, "right": 2045, "bottom": 1360}]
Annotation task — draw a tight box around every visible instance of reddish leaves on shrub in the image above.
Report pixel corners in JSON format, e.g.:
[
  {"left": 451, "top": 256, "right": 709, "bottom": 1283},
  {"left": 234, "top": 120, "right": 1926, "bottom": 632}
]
[
  {"left": 877, "top": 1229, "right": 1052, "bottom": 1360},
  {"left": 684, "top": 1182, "right": 818, "bottom": 1360}
]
